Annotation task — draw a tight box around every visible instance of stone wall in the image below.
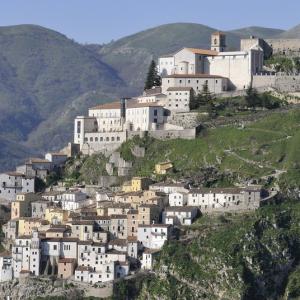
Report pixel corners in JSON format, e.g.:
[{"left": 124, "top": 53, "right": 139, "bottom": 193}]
[
  {"left": 201, "top": 199, "right": 260, "bottom": 214},
  {"left": 167, "top": 112, "right": 199, "bottom": 129},
  {"left": 149, "top": 128, "right": 196, "bottom": 140},
  {"left": 265, "top": 39, "right": 300, "bottom": 56},
  {"left": 253, "top": 74, "right": 300, "bottom": 92}
]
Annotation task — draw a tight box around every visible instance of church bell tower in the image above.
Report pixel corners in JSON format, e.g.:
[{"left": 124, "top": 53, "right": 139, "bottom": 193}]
[{"left": 211, "top": 32, "right": 226, "bottom": 52}]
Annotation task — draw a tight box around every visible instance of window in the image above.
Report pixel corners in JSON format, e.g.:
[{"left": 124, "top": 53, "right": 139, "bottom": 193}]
[
  {"left": 154, "top": 109, "right": 157, "bottom": 116},
  {"left": 77, "top": 121, "right": 81, "bottom": 134}
]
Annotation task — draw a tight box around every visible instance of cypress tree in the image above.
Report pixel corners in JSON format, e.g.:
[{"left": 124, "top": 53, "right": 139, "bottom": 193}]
[{"left": 144, "top": 60, "right": 161, "bottom": 90}]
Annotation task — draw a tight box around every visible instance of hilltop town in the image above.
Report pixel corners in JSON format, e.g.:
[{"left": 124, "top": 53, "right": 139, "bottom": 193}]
[{"left": 0, "top": 31, "right": 300, "bottom": 299}]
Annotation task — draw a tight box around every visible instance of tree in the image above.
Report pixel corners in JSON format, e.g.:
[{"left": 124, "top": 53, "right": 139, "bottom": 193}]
[
  {"left": 199, "top": 81, "right": 215, "bottom": 105},
  {"left": 245, "top": 86, "right": 259, "bottom": 108},
  {"left": 144, "top": 60, "right": 161, "bottom": 90},
  {"left": 189, "top": 89, "right": 198, "bottom": 110}
]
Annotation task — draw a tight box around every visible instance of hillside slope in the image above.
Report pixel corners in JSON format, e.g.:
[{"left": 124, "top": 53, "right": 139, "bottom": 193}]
[
  {"left": 279, "top": 24, "right": 300, "bottom": 38},
  {"left": 117, "top": 200, "right": 300, "bottom": 300},
  {"left": 0, "top": 24, "right": 125, "bottom": 171}
]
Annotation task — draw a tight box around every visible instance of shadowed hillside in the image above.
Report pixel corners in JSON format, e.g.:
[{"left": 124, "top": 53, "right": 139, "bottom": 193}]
[{"left": 0, "top": 24, "right": 125, "bottom": 171}]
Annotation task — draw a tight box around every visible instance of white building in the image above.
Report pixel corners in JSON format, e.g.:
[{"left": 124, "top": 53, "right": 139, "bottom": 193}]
[
  {"left": 74, "top": 99, "right": 165, "bottom": 153},
  {"left": 45, "top": 152, "right": 68, "bottom": 167},
  {"left": 163, "top": 206, "right": 198, "bottom": 226},
  {"left": 12, "top": 232, "right": 41, "bottom": 278},
  {"left": 141, "top": 248, "right": 160, "bottom": 270},
  {"left": 0, "top": 252, "right": 13, "bottom": 282},
  {"left": 187, "top": 187, "right": 261, "bottom": 212},
  {"left": 168, "top": 192, "right": 188, "bottom": 206},
  {"left": 0, "top": 172, "right": 35, "bottom": 202},
  {"left": 158, "top": 32, "right": 264, "bottom": 91},
  {"left": 164, "top": 87, "right": 191, "bottom": 112},
  {"left": 41, "top": 237, "right": 78, "bottom": 263},
  {"left": 161, "top": 74, "right": 228, "bottom": 95},
  {"left": 137, "top": 224, "right": 171, "bottom": 249},
  {"left": 57, "top": 190, "right": 87, "bottom": 211},
  {"left": 149, "top": 182, "right": 189, "bottom": 194}
]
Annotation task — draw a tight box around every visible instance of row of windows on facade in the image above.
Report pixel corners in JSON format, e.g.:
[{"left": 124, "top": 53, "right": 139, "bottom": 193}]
[
  {"left": 84, "top": 136, "right": 121, "bottom": 143},
  {"left": 169, "top": 92, "right": 189, "bottom": 96},
  {"left": 167, "top": 79, "right": 216, "bottom": 84},
  {"left": 0, "top": 189, "right": 30, "bottom": 194}
]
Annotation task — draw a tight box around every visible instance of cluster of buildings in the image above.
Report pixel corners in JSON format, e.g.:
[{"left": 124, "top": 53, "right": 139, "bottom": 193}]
[
  {"left": 0, "top": 175, "right": 263, "bottom": 284},
  {"left": 0, "top": 152, "right": 68, "bottom": 202},
  {"left": 73, "top": 32, "right": 274, "bottom": 155}
]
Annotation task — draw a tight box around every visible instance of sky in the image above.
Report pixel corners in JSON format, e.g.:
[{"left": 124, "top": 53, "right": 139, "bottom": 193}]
[{"left": 0, "top": 0, "right": 299, "bottom": 44}]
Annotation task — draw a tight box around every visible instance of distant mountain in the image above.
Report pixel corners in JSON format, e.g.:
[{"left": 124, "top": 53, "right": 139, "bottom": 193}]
[
  {"left": 229, "top": 26, "right": 284, "bottom": 39},
  {"left": 0, "top": 24, "right": 125, "bottom": 171},
  {"left": 279, "top": 24, "right": 300, "bottom": 38}
]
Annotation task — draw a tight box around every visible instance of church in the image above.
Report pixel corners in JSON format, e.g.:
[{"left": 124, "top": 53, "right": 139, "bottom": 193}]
[{"left": 158, "top": 32, "right": 264, "bottom": 91}]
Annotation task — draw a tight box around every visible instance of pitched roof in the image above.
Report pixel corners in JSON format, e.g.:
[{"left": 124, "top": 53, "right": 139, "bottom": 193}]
[
  {"left": 89, "top": 100, "right": 163, "bottom": 110},
  {"left": 26, "top": 157, "right": 51, "bottom": 164},
  {"left": 164, "top": 73, "right": 225, "bottom": 79},
  {"left": 166, "top": 87, "right": 192, "bottom": 92},
  {"left": 185, "top": 48, "right": 218, "bottom": 56}
]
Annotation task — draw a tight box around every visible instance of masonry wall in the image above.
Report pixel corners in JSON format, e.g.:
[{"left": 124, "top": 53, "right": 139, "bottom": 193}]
[
  {"left": 265, "top": 39, "right": 300, "bottom": 56},
  {"left": 252, "top": 74, "right": 300, "bottom": 92}
]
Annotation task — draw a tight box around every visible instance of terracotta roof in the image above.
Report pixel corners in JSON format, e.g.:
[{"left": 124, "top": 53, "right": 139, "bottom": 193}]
[
  {"left": 89, "top": 100, "right": 163, "bottom": 110},
  {"left": 42, "top": 237, "right": 78, "bottom": 243},
  {"left": 189, "top": 187, "right": 261, "bottom": 194},
  {"left": 59, "top": 258, "right": 76, "bottom": 263},
  {"left": 108, "top": 239, "right": 127, "bottom": 246},
  {"left": 76, "top": 266, "right": 92, "bottom": 272},
  {"left": 5, "top": 171, "right": 25, "bottom": 177},
  {"left": 212, "top": 31, "right": 225, "bottom": 35},
  {"left": 110, "top": 214, "right": 127, "bottom": 219},
  {"left": 164, "top": 73, "right": 225, "bottom": 79},
  {"left": 127, "top": 236, "right": 138, "bottom": 242},
  {"left": 46, "top": 227, "right": 70, "bottom": 233},
  {"left": 71, "top": 220, "right": 94, "bottom": 226},
  {"left": 138, "top": 224, "right": 170, "bottom": 228},
  {"left": 47, "top": 152, "right": 67, "bottom": 156},
  {"left": 167, "top": 87, "right": 192, "bottom": 92},
  {"left": 26, "top": 157, "right": 51, "bottom": 164},
  {"left": 144, "top": 86, "right": 162, "bottom": 96},
  {"left": 165, "top": 206, "right": 198, "bottom": 212},
  {"left": 186, "top": 48, "right": 218, "bottom": 56},
  {"left": 0, "top": 251, "right": 11, "bottom": 257},
  {"left": 151, "top": 182, "right": 187, "bottom": 187},
  {"left": 143, "top": 248, "right": 160, "bottom": 254}
]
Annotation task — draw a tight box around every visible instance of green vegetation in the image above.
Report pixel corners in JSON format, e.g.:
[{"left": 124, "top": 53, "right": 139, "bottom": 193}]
[
  {"left": 265, "top": 55, "right": 300, "bottom": 73},
  {"left": 0, "top": 24, "right": 123, "bottom": 171},
  {"left": 144, "top": 60, "right": 161, "bottom": 90},
  {"left": 63, "top": 153, "right": 108, "bottom": 185},
  {"left": 117, "top": 109, "right": 300, "bottom": 191},
  {"left": 115, "top": 200, "right": 300, "bottom": 299}
]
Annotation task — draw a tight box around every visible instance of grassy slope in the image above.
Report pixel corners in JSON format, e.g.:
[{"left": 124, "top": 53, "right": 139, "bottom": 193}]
[
  {"left": 133, "top": 200, "right": 300, "bottom": 300},
  {"left": 119, "top": 109, "right": 300, "bottom": 185}
]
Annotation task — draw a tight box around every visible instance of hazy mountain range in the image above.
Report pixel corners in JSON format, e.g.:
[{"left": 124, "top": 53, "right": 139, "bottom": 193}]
[{"left": 0, "top": 22, "right": 299, "bottom": 171}]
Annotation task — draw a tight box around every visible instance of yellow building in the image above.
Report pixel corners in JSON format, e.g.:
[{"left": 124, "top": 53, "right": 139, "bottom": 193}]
[
  {"left": 122, "top": 177, "right": 152, "bottom": 192},
  {"left": 11, "top": 193, "right": 40, "bottom": 219},
  {"left": 18, "top": 217, "right": 49, "bottom": 236},
  {"left": 155, "top": 161, "right": 173, "bottom": 175},
  {"left": 45, "top": 208, "right": 69, "bottom": 225},
  {"left": 138, "top": 204, "right": 161, "bottom": 225}
]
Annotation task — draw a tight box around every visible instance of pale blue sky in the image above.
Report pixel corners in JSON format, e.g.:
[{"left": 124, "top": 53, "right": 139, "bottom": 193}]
[{"left": 0, "top": 0, "right": 299, "bottom": 44}]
